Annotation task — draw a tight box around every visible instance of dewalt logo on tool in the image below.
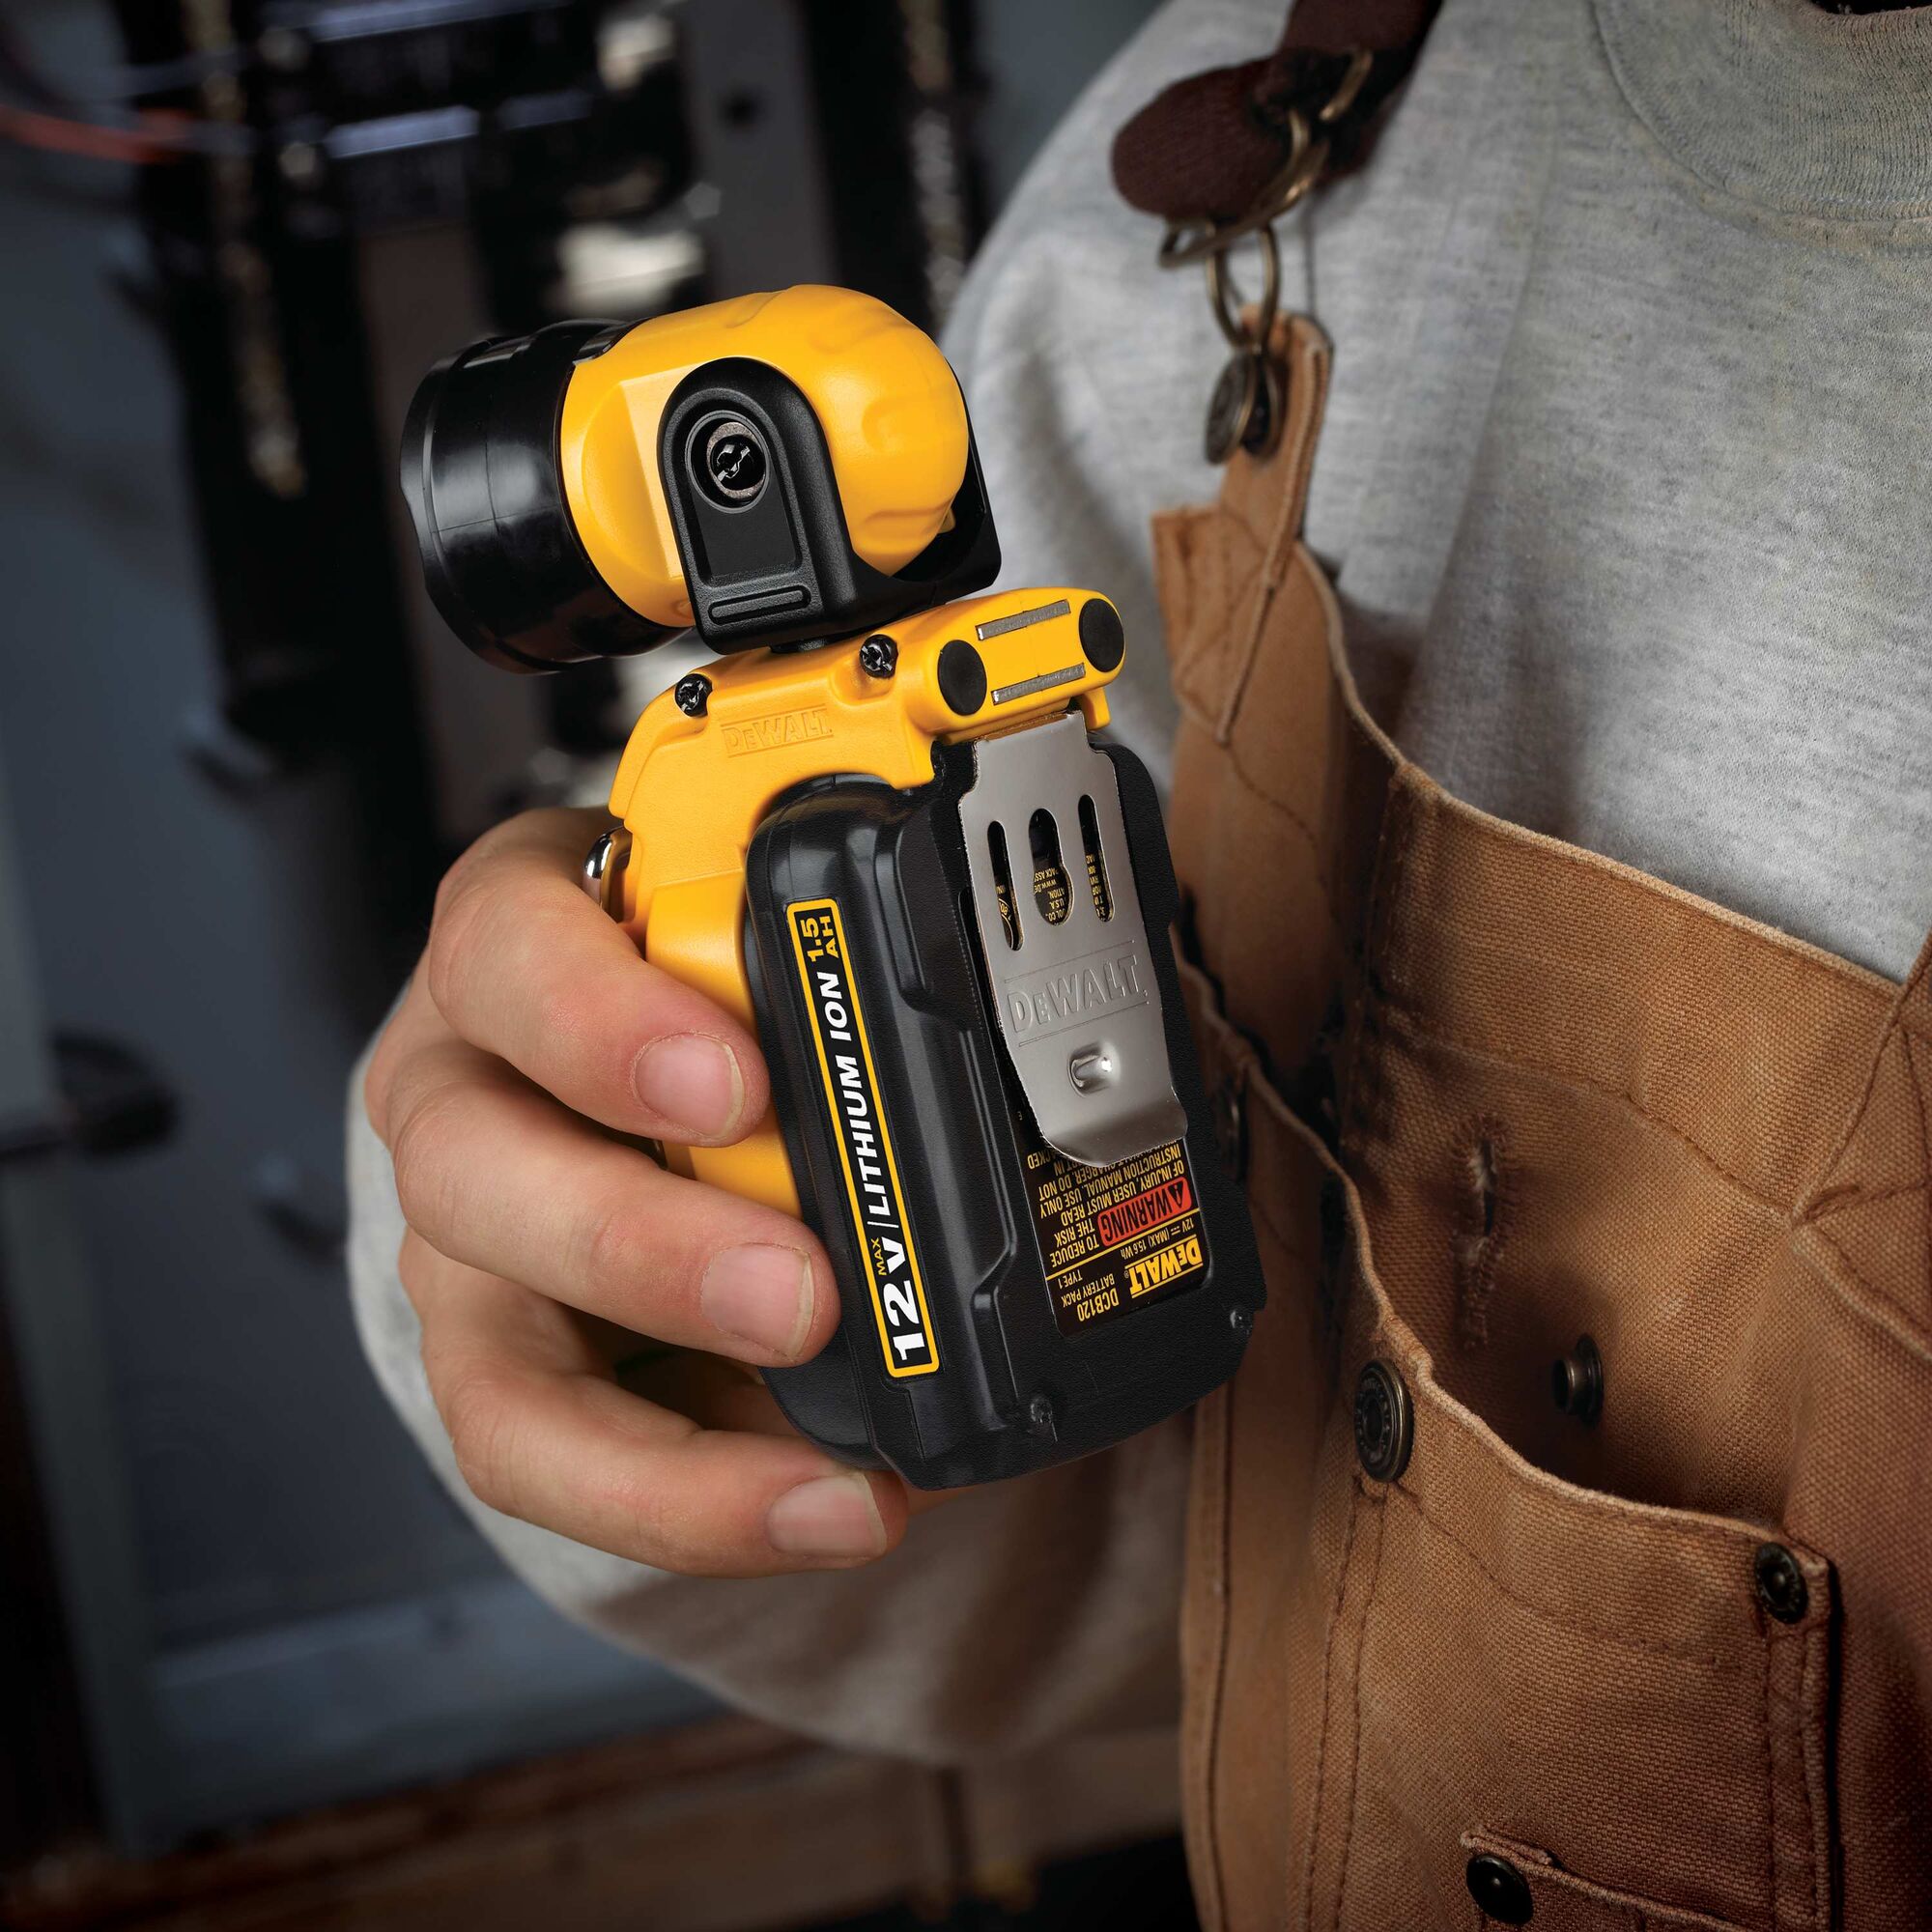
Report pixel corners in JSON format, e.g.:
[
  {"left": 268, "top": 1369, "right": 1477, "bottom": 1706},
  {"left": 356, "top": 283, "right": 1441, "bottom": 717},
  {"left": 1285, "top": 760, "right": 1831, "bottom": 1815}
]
[
  {"left": 723, "top": 706, "right": 833, "bottom": 757},
  {"left": 1127, "top": 1235, "right": 1205, "bottom": 1298},
  {"left": 1005, "top": 944, "right": 1149, "bottom": 1039},
  {"left": 787, "top": 899, "right": 938, "bottom": 1378}
]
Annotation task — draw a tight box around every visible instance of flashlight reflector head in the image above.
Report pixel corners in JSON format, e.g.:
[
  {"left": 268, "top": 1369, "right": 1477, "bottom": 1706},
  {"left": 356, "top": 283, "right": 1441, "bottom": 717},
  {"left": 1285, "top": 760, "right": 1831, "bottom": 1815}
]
[
  {"left": 400, "top": 321, "right": 675, "bottom": 674},
  {"left": 402, "top": 290, "right": 1002, "bottom": 669}
]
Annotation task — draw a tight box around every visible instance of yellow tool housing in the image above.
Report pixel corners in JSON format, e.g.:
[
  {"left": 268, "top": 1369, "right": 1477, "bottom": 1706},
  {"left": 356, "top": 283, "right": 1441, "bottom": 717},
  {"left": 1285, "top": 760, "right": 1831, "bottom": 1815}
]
[
  {"left": 606, "top": 590, "right": 1119, "bottom": 1216},
  {"left": 561, "top": 286, "right": 970, "bottom": 631}
]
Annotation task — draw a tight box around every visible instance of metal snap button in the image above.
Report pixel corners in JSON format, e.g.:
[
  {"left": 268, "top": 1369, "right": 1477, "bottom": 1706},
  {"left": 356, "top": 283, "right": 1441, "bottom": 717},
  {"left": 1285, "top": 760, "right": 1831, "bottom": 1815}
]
[
  {"left": 1754, "top": 1542, "right": 1808, "bottom": 1624},
  {"left": 1550, "top": 1334, "right": 1604, "bottom": 1425},
  {"left": 1208, "top": 1074, "right": 1246, "bottom": 1180},
  {"left": 1353, "top": 1359, "right": 1412, "bottom": 1483},
  {"left": 1465, "top": 1852, "right": 1534, "bottom": 1923}
]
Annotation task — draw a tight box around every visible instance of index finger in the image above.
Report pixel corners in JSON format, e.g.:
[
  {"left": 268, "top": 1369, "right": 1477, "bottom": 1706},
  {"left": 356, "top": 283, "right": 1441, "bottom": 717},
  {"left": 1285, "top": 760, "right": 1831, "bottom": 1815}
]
[{"left": 422, "top": 808, "right": 770, "bottom": 1147}]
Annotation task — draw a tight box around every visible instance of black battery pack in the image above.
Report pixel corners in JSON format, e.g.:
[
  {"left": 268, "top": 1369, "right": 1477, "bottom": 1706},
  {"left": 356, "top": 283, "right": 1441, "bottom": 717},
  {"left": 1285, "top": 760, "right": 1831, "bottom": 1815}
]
[{"left": 747, "top": 727, "right": 1263, "bottom": 1492}]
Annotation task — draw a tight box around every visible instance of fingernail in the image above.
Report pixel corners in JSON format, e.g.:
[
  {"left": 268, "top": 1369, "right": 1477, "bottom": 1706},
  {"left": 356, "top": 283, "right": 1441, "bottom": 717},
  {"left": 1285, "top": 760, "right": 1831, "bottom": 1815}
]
[
  {"left": 767, "top": 1472, "right": 888, "bottom": 1560},
  {"left": 635, "top": 1034, "right": 742, "bottom": 1138},
  {"left": 700, "top": 1243, "right": 813, "bottom": 1361}
]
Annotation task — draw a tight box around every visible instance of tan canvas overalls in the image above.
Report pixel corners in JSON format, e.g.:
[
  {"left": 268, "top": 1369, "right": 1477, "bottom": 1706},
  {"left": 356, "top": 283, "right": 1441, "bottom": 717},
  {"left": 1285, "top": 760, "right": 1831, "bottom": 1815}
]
[{"left": 1154, "top": 318, "right": 1932, "bottom": 1929}]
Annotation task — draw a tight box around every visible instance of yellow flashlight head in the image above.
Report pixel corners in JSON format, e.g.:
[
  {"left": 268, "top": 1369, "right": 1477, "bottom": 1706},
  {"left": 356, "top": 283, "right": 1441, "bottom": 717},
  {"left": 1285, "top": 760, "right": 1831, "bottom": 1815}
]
[{"left": 401, "top": 286, "right": 1000, "bottom": 672}]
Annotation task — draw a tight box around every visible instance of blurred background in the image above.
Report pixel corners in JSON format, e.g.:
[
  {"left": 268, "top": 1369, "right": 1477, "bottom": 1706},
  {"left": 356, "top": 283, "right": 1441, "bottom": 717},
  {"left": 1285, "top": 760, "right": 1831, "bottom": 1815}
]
[{"left": 0, "top": 2, "right": 1191, "bottom": 1925}]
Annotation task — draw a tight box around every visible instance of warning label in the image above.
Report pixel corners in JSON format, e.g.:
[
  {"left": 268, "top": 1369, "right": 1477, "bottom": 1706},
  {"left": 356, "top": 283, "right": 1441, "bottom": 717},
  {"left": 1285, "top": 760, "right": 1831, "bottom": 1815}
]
[
  {"left": 1024, "top": 1137, "right": 1208, "bottom": 1337},
  {"left": 1096, "top": 1175, "right": 1194, "bottom": 1249}
]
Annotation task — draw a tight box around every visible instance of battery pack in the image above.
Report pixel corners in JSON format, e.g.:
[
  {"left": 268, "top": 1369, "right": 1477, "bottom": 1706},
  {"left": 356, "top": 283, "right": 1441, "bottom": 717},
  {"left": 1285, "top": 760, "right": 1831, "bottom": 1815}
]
[{"left": 748, "top": 720, "right": 1263, "bottom": 1491}]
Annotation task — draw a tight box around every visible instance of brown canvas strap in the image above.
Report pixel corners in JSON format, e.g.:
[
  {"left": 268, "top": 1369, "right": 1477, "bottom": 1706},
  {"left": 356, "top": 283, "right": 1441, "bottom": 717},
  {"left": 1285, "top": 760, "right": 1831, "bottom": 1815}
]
[{"left": 1111, "top": 0, "right": 1443, "bottom": 233}]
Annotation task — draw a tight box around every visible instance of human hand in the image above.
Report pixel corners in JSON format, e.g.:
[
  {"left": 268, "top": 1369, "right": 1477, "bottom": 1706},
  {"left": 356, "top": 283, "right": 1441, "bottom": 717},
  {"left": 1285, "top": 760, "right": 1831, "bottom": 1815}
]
[{"left": 364, "top": 806, "right": 920, "bottom": 1577}]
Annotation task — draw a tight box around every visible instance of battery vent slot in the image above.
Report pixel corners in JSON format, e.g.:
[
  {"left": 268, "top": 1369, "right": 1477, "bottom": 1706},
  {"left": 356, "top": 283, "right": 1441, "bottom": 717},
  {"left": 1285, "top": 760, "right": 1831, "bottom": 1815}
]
[
  {"left": 987, "top": 821, "right": 1021, "bottom": 949},
  {"left": 1029, "top": 810, "right": 1070, "bottom": 924},
  {"left": 1078, "top": 795, "right": 1114, "bottom": 922}
]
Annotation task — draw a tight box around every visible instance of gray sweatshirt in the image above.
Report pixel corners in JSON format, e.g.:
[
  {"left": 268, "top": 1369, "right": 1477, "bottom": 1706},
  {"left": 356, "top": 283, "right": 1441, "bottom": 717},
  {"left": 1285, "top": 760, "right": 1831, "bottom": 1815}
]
[{"left": 348, "top": 0, "right": 1932, "bottom": 1763}]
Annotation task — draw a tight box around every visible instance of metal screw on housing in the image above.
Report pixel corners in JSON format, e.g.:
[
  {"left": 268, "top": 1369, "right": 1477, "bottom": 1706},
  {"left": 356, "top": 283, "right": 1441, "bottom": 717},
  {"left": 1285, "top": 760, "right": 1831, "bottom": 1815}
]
[
  {"left": 674, "top": 671, "right": 712, "bottom": 718},
  {"left": 858, "top": 634, "right": 898, "bottom": 678},
  {"left": 1027, "top": 1392, "right": 1057, "bottom": 1437}
]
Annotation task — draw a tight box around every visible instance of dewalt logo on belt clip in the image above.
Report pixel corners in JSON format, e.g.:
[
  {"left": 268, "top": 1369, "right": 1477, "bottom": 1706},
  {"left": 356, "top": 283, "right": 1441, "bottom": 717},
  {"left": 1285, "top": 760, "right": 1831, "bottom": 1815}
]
[{"left": 786, "top": 899, "right": 938, "bottom": 1378}]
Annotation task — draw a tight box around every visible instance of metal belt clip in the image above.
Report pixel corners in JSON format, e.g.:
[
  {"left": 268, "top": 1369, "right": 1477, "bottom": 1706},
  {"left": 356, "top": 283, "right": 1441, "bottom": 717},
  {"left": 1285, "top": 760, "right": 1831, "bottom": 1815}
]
[{"left": 958, "top": 713, "right": 1186, "bottom": 1168}]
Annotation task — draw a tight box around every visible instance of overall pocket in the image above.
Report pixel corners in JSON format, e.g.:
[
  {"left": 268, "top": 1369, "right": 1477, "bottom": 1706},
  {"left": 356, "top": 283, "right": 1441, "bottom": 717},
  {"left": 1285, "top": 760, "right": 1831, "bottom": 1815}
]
[
  {"left": 1460, "top": 1827, "right": 1759, "bottom": 1930},
  {"left": 1305, "top": 1102, "right": 1833, "bottom": 1932},
  {"left": 1179, "top": 966, "right": 1836, "bottom": 1932}
]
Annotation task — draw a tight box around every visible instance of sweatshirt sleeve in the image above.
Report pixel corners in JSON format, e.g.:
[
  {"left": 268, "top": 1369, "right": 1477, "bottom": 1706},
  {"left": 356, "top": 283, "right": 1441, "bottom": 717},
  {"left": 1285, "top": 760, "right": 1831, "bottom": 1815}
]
[{"left": 345, "top": 0, "right": 1279, "bottom": 1764}]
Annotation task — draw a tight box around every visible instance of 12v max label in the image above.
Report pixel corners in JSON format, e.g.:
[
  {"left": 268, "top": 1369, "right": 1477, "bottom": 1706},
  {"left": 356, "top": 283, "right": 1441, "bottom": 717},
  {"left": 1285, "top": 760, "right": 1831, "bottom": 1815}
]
[
  {"left": 1026, "top": 1137, "right": 1208, "bottom": 1337},
  {"left": 787, "top": 899, "right": 939, "bottom": 1378}
]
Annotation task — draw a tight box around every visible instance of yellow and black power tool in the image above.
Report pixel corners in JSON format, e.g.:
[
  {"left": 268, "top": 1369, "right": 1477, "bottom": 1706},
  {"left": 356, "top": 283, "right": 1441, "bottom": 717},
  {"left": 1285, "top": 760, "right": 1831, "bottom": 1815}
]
[{"left": 400, "top": 285, "right": 1262, "bottom": 1490}]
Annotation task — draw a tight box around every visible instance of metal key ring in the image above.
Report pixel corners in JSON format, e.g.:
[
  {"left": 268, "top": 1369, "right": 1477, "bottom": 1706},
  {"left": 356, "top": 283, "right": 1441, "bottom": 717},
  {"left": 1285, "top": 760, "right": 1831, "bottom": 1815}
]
[
  {"left": 1205, "top": 222, "right": 1281, "bottom": 352},
  {"left": 1154, "top": 51, "right": 1373, "bottom": 272},
  {"left": 1158, "top": 115, "right": 1318, "bottom": 273}
]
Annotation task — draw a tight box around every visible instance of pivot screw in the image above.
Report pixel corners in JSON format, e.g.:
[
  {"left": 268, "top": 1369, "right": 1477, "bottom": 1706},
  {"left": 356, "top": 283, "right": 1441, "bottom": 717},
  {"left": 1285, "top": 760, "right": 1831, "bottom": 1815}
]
[
  {"left": 1026, "top": 1392, "right": 1056, "bottom": 1437},
  {"left": 673, "top": 672, "right": 712, "bottom": 718},
  {"left": 1550, "top": 1334, "right": 1604, "bottom": 1425},
  {"left": 858, "top": 634, "right": 898, "bottom": 678},
  {"left": 697, "top": 417, "right": 767, "bottom": 505},
  {"left": 1229, "top": 1305, "right": 1253, "bottom": 1338}
]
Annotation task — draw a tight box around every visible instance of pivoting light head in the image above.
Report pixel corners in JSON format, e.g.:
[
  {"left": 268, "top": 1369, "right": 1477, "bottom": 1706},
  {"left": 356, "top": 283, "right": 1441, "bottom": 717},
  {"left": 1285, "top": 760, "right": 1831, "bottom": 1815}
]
[{"left": 400, "top": 286, "right": 1001, "bottom": 670}]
